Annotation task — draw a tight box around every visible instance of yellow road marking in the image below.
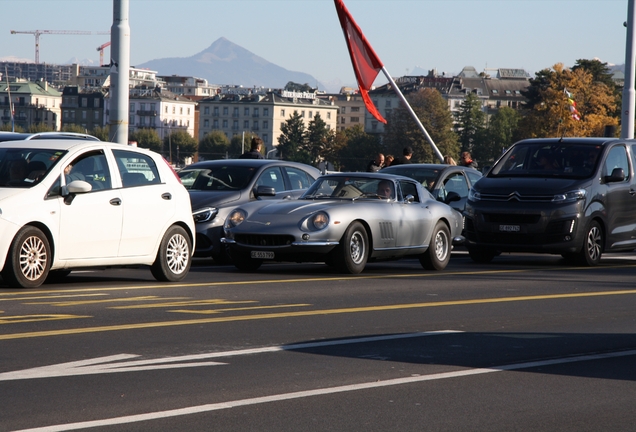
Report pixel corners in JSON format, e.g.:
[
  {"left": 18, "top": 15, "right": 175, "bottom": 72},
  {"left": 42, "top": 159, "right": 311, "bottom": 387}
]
[
  {"left": 0, "top": 294, "right": 108, "bottom": 302},
  {"left": 0, "top": 314, "right": 91, "bottom": 325},
  {"left": 110, "top": 299, "right": 258, "bottom": 310},
  {"left": 24, "top": 296, "right": 189, "bottom": 307},
  {"left": 167, "top": 304, "right": 313, "bottom": 315},
  {"left": 1, "top": 289, "right": 636, "bottom": 340}
]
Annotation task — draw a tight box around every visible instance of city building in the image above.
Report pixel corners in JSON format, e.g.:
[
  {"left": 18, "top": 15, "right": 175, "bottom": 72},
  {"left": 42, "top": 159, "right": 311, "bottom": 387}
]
[
  {"left": 198, "top": 89, "right": 338, "bottom": 154},
  {"left": 318, "top": 88, "right": 367, "bottom": 132},
  {"left": 158, "top": 75, "right": 220, "bottom": 98},
  {"left": 61, "top": 86, "right": 106, "bottom": 132},
  {"left": 0, "top": 78, "right": 62, "bottom": 130}
]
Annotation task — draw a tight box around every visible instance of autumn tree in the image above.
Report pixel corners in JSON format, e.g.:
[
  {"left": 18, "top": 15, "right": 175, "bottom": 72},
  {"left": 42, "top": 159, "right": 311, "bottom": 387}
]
[
  {"left": 384, "top": 88, "right": 459, "bottom": 163},
  {"left": 130, "top": 128, "right": 162, "bottom": 153},
  {"left": 277, "top": 111, "right": 311, "bottom": 164},
  {"left": 518, "top": 63, "right": 619, "bottom": 138},
  {"left": 454, "top": 92, "right": 486, "bottom": 154},
  {"left": 199, "top": 130, "right": 230, "bottom": 160}
]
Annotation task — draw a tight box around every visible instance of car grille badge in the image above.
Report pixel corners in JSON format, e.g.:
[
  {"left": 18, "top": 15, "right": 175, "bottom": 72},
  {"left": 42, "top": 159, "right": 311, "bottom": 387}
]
[{"left": 507, "top": 191, "right": 522, "bottom": 201}]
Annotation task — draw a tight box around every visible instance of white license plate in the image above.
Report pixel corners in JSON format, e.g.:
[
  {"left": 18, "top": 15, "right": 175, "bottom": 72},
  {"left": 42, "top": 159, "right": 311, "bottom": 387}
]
[
  {"left": 251, "top": 251, "right": 274, "bottom": 259},
  {"left": 499, "top": 224, "right": 520, "bottom": 232}
]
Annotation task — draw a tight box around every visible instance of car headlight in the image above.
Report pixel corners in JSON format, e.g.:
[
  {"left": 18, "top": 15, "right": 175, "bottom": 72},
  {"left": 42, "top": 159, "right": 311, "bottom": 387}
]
[
  {"left": 552, "top": 189, "right": 586, "bottom": 203},
  {"left": 468, "top": 188, "right": 481, "bottom": 201},
  {"left": 225, "top": 209, "right": 246, "bottom": 229},
  {"left": 309, "top": 212, "right": 329, "bottom": 231},
  {"left": 192, "top": 207, "right": 218, "bottom": 223}
]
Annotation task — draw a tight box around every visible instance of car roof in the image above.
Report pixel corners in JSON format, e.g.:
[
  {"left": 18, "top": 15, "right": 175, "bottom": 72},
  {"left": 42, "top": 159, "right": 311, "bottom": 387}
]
[
  {"left": 321, "top": 171, "right": 416, "bottom": 181},
  {"left": 515, "top": 137, "right": 624, "bottom": 146},
  {"left": 0, "top": 131, "right": 99, "bottom": 142},
  {"left": 183, "top": 158, "right": 321, "bottom": 173},
  {"left": 0, "top": 139, "right": 148, "bottom": 153}
]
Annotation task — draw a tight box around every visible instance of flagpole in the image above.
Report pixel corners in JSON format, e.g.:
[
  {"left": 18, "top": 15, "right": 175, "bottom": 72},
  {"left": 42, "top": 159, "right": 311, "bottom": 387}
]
[
  {"left": 5, "top": 66, "right": 14, "bottom": 132},
  {"left": 621, "top": 0, "right": 636, "bottom": 139},
  {"left": 381, "top": 67, "right": 444, "bottom": 162}
]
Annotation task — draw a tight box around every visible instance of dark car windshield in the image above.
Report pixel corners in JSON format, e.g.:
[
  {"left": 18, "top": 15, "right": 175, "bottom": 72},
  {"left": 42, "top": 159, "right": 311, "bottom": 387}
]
[
  {"left": 382, "top": 166, "right": 441, "bottom": 191},
  {"left": 0, "top": 148, "right": 65, "bottom": 188},
  {"left": 180, "top": 165, "right": 258, "bottom": 191},
  {"left": 303, "top": 176, "right": 396, "bottom": 200},
  {"left": 489, "top": 142, "right": 603, "bottom": 179}
]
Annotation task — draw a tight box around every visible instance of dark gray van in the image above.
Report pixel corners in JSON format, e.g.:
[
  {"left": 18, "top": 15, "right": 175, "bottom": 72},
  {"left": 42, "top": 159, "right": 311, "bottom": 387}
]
[{"left": 464, "top": 137, "right": 636, "bottom": 265}]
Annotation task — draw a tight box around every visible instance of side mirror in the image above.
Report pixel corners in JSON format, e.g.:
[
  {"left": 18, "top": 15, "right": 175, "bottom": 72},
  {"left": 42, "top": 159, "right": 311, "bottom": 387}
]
[
  {"left": 404, "top": 194, "right": 414, "bottom": 203},
  {"left": 604, "top": 167, "right": 625, "bottom": 183},
  {"left": 254, "top": 185, "right": 276, "bottom": 198},
  {"left": 445, "top": 191, "right": 461, "bottom": 203},
  {"left": 65, "top": 180, "right": 92, "bottom": 194}
]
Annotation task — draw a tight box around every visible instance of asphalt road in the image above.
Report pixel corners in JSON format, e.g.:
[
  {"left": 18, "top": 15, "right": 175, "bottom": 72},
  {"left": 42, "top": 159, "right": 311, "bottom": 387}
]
[{"left": 1, "top": 251, "right": 636, "bottom": 431}]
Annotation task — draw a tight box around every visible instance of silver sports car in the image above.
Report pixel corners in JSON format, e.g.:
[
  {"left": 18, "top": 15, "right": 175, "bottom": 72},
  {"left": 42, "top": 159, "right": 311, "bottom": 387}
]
[{"left": 222, "top": 173, "right": 465, "bottom": 274}]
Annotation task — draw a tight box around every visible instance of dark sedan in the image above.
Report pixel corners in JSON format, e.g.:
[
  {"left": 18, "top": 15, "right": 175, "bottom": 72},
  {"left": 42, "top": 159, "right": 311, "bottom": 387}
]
[
  {"left": 381, "top": 164, "right": 482, "bottom": 212},
  {"left": 179, "top": 159, "right": 321, "bottom": 262}
]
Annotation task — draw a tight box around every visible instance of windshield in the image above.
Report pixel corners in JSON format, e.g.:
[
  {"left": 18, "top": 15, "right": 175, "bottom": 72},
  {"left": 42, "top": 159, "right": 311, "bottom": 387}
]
[
  {"left": 180, "top": 165, "right": 258, "bottom": 191},
  {"left": 382, "top": 166, "right": 441, "bottom": 191},
  {"left": 489, "top": 142, "right": 603, "bottom": 179},
  {"left": 303, "top": 176, "right": 396, "bottom": 200},
  {"left": 0, "top": 148, "right": 65, "bottom": 188}
]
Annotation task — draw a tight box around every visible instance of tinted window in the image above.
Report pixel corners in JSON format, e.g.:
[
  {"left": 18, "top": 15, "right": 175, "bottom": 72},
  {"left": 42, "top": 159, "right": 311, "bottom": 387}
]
[
  {"left": 285, "top": 167, "right": 313, "bottom": 190},
  {"left": 256, "top": 167, "right": 285, "bottom": 192},
  {"left": 65, "top": 151, "right": 112, "bottom": 191},
  {"left": 113, "top": 149, "right": 161, "bottom": 188},
  {"left": 399, "top": 180, "right": 419, "bottom": 202},
  {"left": 603, "top": 146, "right": 629, "bottom": 180},
  {"left": 0, "top": 147, "right": 65, "bottom": 188}
]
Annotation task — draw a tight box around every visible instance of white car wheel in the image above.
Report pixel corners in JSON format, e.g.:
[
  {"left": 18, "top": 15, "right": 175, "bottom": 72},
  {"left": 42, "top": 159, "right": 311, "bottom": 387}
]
[
  {"left": 2, "top": 226, "right": 51, "bottom": 288},
  {"left": 151, "top": 225, "right": 192, "bottom": 282}
]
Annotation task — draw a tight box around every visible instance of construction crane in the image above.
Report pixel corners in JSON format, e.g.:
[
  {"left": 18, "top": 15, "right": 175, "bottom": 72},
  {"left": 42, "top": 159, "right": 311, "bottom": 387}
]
[
  {"left": 97, "top": 41, "right": 111, "bottom": 66},
  {"left": 10, "top": 30, "right": 111, "bottom": 64}
]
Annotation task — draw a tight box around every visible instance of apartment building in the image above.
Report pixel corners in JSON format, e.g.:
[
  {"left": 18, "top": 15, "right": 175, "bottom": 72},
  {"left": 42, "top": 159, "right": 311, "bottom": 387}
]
[
  {"left": 61, "top": 86, "right": 106, "bottom": 131},
  {"left": 0, "top": 78, "right": 62, "bottom": 130}
]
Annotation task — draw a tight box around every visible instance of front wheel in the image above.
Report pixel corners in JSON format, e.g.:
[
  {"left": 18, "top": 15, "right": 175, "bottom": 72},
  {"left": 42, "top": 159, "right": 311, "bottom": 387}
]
[
  {"left": 420, "top": 222, "right": 451, "bottom": 270},
  {"left": 150, "top": 225, "right": 192, "bottom": 282},
  {"left": 231, "top": 251, "right": 263, "bottom": 272},
  {"left": 576, "top": 220, "right": 603, "bottom": 266},
  {"left": 335, "top": 221, "right": 368, "bottom": 274},
  {"left": 467, "top": 247, "right": 497, "bottom": 264},
  {"left": 2, "top": 226, "right": 51, "bottom": 288}
]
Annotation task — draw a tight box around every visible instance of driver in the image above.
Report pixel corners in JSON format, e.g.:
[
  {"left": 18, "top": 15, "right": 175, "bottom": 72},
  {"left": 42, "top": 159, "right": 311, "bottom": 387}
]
[{"left": 376, "top": 180, "right": 395, "bottom": 199}]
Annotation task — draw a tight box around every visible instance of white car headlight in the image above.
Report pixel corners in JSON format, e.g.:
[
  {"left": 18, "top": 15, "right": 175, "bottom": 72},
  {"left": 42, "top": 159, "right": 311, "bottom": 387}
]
[
  {"left": 552, "top": 189, "right": 586, "bottom": 203},
  {"left": 225, "top": 209, "right": 246, "bottom": 228},
  {"left": 192, "top": 207, "right": 218, "bottom": 223},
  {"left": 310, "top": 212, "right": 329, "bottom": 231}
]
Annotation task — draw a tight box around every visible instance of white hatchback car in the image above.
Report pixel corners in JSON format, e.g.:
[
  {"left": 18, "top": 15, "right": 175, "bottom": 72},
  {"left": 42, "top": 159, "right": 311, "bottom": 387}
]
[{"left": 0, "top": 140, "right": 195, "bottom": 288}]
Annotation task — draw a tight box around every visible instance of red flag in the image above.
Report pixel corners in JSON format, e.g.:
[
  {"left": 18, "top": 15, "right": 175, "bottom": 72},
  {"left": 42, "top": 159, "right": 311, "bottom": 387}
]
[{"left": 334, "top": 0, "right": 387, "bottom": 124}]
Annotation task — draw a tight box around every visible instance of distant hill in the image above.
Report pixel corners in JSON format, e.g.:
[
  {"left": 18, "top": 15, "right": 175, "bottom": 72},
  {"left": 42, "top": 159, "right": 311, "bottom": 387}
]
[{"left": 136, "top": 37, "right": 328, "bottom": 91}]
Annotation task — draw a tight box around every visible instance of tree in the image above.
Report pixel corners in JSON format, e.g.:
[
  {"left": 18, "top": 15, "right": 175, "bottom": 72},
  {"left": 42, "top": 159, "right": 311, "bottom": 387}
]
[
  {"left": 164, "top": 130, "right": 198, "bottom": 165},
  {"left": 304, "top": 113, "right": 332, "bottom": 165},
  {"left": 230, "top": 133, "right": 258, "bottom": 158},
  {"left": 284, "top": 82, "right": 314, "bottom": 93},
  {"left": 130, "top": 128, "right": 162, "bottom": 153},
  {"left": 28, "top": 123, "right": 54, "bottom": 133},
  {"left": 62, "top": 124, "right": 88, "bottom": 134},
  {"left": 454, "top": 92, "right": 486, "bottom": 154},
  {"left": 517, "top": 63, "right": 619, "bottom": 138},
  {"left": 277, "top": 111, "right": 311, "bottom": 164},
  {"left": 478, "top": 107, "right": 521, "bottom": 166},
  {"left": 336, "top": 125, "right": 382, "bottom": 172},
  {"left": 0, "top": 124, "right": 24, "bottom": 132},
  {"left": 199, "top": 130, "right": 230, "bottom": 160},
  {"left": 90, "top": 125, "right": 110, "bottom": 141},
  {"left": 384, "top": 88, "right": 459, "bottom": 163}
]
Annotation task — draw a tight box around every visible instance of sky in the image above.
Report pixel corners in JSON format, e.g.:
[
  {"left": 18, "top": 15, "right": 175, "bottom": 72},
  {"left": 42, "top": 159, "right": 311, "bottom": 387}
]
[{"left": 0, "top": 0, "right": 629, "bottom": 89}]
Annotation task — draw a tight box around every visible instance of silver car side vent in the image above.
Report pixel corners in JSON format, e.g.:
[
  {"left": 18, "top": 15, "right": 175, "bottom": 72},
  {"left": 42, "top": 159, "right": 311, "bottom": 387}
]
[{"left": 379, "top": 222, "right": 394, "bottom": 240}]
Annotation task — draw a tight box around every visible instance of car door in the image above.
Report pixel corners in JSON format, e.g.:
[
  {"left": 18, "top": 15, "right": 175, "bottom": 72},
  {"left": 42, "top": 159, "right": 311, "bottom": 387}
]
[
  {"left": 56, "top": 150, "right": 123, "bottom": 260},
  {"left": 601, "top": 144, "right": 633, "bottom": 248},
  {"left": 395, "top": 180, "right": 432, "bottom": 247},
  {"left": 113, "top": 149, "right": 176, "bottom": 258}
]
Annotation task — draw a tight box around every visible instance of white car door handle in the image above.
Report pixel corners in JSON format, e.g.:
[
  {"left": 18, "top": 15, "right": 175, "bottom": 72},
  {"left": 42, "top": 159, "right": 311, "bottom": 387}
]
[
  {"left": 162, "top": 193, "right": 172, "bottom": 200},
  {"left": 109, "top": 198, "right": 122, "bottom": 206}
]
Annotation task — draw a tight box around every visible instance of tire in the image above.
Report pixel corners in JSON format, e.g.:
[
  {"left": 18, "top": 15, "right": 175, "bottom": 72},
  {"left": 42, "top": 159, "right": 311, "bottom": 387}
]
[
  {"left": 212, "top": 245, "right": 231, "bottom": 265},
  {"left": 576, "top": 220, "right": 603, "bottom": 266},
  {"left": 467, "top": 246, "right": 497, "bottom": 264},
  {"left": 231, "top": 251, "right": 263, "bottom": 272},
  {"left": 335, "top": 222, "right": 368, "bottom": 274},
  {"left": 420, "top": 222, "right": 451, "bottom": 270},
  {"left": 150, "top": 225, "right": 192, "bottom": 282},
  {"left": 1, "top": 226, "right": 51, "bottom": 288}
]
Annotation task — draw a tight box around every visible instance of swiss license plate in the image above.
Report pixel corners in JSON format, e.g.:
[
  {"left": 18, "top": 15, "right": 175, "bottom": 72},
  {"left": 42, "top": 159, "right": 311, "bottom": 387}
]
[
  {"left": 499, "top": 224, "right": 520, "bottom": 232},
  {"left": 251, "top": 251, "right": 274, "bottom": 259}
]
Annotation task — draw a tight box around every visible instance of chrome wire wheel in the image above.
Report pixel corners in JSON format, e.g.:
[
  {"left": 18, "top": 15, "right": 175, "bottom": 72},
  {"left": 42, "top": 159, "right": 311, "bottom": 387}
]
[
  {"left": 349, "top": 230, "right": 366, "bottom": 265},
  {"left": 166, "top": 232, "right": 189, "bottom": 275},
  {"left": 433, "top": 228, "right": 449, "bottom": 262},
  {"left": 585, "top": 224, "right": 602, "bottom": 263},
  {"left": 19, "top": 235, "right": 48, "bottom": 281}
]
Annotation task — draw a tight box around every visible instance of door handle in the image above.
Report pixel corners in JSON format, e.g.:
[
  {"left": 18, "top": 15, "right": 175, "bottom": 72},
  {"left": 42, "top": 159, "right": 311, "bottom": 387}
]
[
  {"left": 109, "top": 198, "right": 122, "bottom": 206},
  {"left": 161, "top": 193, "right": 172, "bottom": 200},
  {"left": 630, "top": 189, "right": 636, "bottom": 196}
]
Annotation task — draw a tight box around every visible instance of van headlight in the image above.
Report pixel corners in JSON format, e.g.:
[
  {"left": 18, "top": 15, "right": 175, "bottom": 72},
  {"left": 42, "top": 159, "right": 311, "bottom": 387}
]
[
  {"left": 552, "top": 189, "right": 586, "bottom": 203},
  {"left": 468, "top": 188, "right": 481, "bottom": 201},
  {"left": 225, "top": 209, "right": 246, "bottom": 228},
  {"left": 192, "top": 207, "right": 217, "bottom": 223}
]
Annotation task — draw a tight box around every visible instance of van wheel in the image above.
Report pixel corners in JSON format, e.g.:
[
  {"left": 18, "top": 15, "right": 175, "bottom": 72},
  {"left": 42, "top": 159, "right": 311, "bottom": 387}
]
[
  {"left": 2, "top": 226, "right": 51, "bottom": 288},
  {"left": 151, "top": 225, "right": 192, "bottom": 282},
  {"left": 420, "top": 222, "right": 451, "bottom": 270},
  {"left": 576, "top": 221, "right": 603, "bottom": 266}
]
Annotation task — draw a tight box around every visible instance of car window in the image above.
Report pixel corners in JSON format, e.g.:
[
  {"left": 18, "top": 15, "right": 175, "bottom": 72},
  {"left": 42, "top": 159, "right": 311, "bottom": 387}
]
[
  {"left": 443, "top": 172, "right": 469, "bottom": 197},
  {"left": 603, "top": 145, "right": 629, "bottom": 180},
  {"left": 465, "top": 170, "right": 482, "bottom": 186},
  {"left": 0, "top": 147, "right": 65, "bottom": 188},
  {"left": 113, "top": 149, "right": 161, "bottom": 188},
  {"left": 186, "top": 165, "right": 257, "bottom": 191},
  {"left": 64, "top": 151, "right": 112, "bottom": 191},
  {"left": 284, "top": 167, "right": 313, "bottom": 190},
  {"left": 399, "top": 180, "right": 419, "bottom": 202},
  {"left": 256, "top": 167, "right": 285, "bottom": 192}
]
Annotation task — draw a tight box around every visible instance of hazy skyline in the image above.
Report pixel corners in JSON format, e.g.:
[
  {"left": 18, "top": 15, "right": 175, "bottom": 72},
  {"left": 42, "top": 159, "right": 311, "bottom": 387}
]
[{"left": 0, "top": 0, "right": 629, "bottom": 88}]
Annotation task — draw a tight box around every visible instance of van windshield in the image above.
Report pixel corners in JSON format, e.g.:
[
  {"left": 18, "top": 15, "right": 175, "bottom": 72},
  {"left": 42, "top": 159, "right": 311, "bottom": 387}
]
[{"left": 489, "top": 143, "right": 603, "bottom": 179}]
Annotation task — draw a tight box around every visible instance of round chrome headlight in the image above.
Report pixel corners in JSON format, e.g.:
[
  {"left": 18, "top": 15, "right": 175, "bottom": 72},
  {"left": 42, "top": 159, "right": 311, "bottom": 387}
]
[
  {"left": 310, "top": 212, "right": 329, "bottom": 230},
  {"left": 225, "top": 209, "right": 246, "bottom": 228}
]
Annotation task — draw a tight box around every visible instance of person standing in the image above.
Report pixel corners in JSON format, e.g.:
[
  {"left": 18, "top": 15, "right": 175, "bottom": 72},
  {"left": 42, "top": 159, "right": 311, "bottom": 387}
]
[
  {"left": 459, "top": 151, "right": 478, "bottom": 169},
  {"left": 239, "top": 137, "right": 265, "bottom": 159},
  {"left": 366, "top": 153, "right": 385, "bottom": 172},
  {"left": 384, "top": 154, "right": 394, "bottom": 167},
  {"left": 391, "top": 146, "right": 413, "bottom": 166},
  {"left": 443, "top": 155, "right": 457, "bottom": 165}
]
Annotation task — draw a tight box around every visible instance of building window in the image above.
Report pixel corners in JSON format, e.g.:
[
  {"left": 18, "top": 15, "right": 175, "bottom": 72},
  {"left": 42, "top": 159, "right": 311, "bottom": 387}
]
[
  {"left": 385, "top": 100, "right": 391, "bottom": 108},
  {"left": 213, "top": 119, "right": 218, "bottom": 128},
  {"left": 82, "top": 98, "right": 88, "bottom": 107},
  {"left": 213, "top": 107, "right": 219, "bottom": 116},
  {"left": 253, "top": 121, "right": 259, "bottom": 130},
  {"left": 253, "top": 108, "right": 259, "bottom": 117},
  {"left": 341, "top": 117, "right": 345, "bottom": 124},
  {"left": 233, "top": 120, "right": 239, "bottom": 130},
  {"left": 351, "top": 117, "right": 359, "bottom": 123},
  {"left": 140, "top": 103, "right": 146, "bottom": 111},
  {"left": 150, "top": 103, "right": 156, "bottom": 112},
  {"left": 187, "top": 108, "right": 190, "bottom": 115},
  {"left": 327, "top": 112, "right": 331, "bottom": 119},
  {"left": 130, "top": 102, "right": 135, "bottom": 111},
  {"left": 351, "top": 106, "right": 360, "bottom": 112},
  {"left": 172, "top": 107, "right": 176, "bottom": 114},
  {"left": 309, "top": 111, "right": 313, "bottom": 118},
  {"left": 94, "top": 111, "right": 99, "bottom": 120},
  {"left": 301, "top": 111, "right": 305, "bottom": 118},
  {"left": 263, "top": 108, "right": 269, "bottom": 116},
  {"left": 341, "top": 107, "right": 346, "bottom": 114},
  {"left": 280, "top": 109, "right": 285, "bottom": 117},
  {"left": 222, "top": 120, "right": 228, "bottom": 128},
  {"left": 263, "top": 134, "right": 268, "bottom": 144},
  {"left": 204, "top": 106, "right": 210, "bottom": 115},
  {"left": 204, "top": 119, "right": 209, "bottom": 128},
  {"left": 165, "top": 106, "right": 168, "bottom": 113},
  {"left": 244, "top": 120, "right": 249, "bottom": 128},
  {"left": 263, "top": 120, "right": 268, "bottom": 129},
  {"left": 233, "top": 107, "right": 239, "bottom": 117},
  {"left": 180, "top": 107, "right": 183, "bottom": 115},
  {"left": 223, "top": 107, "right": 228, "bottom": 115},
  {"left": 244, "top": 107, "right": 250, "bottom": 116},
  {"left": 82, "top": 111, "right": 87, "bottom": 120}
]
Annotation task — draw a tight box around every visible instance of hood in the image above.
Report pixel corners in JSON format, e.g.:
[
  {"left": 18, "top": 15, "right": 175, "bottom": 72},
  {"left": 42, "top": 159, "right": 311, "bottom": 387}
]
[
  {"left": 475, "top": 177, "right": 590, "bottom": 195},
  {"left": 253, "top": 199, "right": 348, "bottom": 217},
  {"left": 188, "top": 190, "right": 242, "bottom": 210},
  {"left": 0, "top": 187, "right": 33, "bottom": 202}
]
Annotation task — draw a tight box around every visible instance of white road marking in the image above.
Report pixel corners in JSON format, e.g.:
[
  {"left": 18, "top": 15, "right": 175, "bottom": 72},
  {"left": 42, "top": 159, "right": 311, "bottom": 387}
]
[
  {"left": 0, "top": 331, "right": 459, "bottom": 381},
  {"left": 14, "top": 349, "right": 636, "bottom": 432}
]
